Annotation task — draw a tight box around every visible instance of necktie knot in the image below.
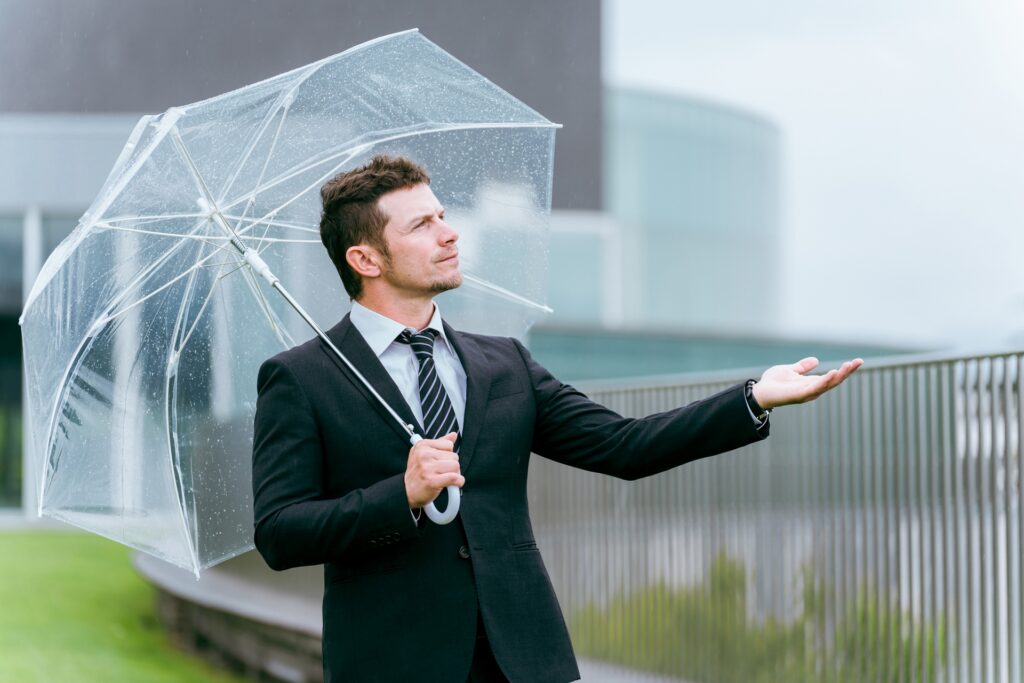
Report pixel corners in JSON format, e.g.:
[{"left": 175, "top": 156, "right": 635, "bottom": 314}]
[{"left": 397, "top": 328, "right": 438, "bottom": 362}]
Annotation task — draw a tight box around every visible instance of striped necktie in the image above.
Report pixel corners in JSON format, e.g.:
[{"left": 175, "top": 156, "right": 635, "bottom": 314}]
[{"left": 396, "top": 328, "right": 461, "bottom": 441}]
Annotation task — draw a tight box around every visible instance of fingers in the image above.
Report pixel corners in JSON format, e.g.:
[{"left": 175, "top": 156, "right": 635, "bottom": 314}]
[
  {"left": 437, "top": 472, "right": 466, "bottom": 488},
  {"left": 406, "top": 437, "right": 463, "bottom": 507},
  {"left": 423, "top": 466, "right": 465, "bottom": 489},
  {"left": 809, "top": 358, "right": 863, "bottom": 399},
  {"left": 831, "top": 359, "right": 862, "bottom": 384},
  {"left": 417, "top": 435, "right": 457, "bottom": 451},
  {"left": 412, "top": 442, "right": 459, "bottom": 464}
]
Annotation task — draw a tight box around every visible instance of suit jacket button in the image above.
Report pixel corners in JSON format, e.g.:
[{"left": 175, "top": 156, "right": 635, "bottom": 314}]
[{"left": 458, "top": 545, "right": 470, "bottom": 559}]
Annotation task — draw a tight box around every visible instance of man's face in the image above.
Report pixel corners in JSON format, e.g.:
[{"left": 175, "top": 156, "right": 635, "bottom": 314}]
[{"left": 375, "top": 183, "right": 462, "bottom": 297}]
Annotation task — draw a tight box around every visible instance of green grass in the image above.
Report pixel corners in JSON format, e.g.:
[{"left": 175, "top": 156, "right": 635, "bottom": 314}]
[{"left": 0, "top": 531, "right": 245, "bottom": 683}]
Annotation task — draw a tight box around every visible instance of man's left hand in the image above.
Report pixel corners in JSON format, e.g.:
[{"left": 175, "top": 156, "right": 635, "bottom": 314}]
[{"left": 751, "top": 357, "right": 863, "bottom": 411}]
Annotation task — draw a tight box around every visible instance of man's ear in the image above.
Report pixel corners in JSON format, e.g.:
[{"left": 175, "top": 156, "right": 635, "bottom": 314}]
[{"left": 345, "top": 245, "right": 383, "bottom": 279}]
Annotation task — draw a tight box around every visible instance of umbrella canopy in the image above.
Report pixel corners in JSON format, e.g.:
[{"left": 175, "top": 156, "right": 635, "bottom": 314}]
[{"left": 20, "top": 29, "right": 557, "bottom": 576}]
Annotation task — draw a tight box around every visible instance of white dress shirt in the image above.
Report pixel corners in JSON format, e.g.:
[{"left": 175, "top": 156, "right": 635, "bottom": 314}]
[{"left": 349, "top": 300, "right": 468, "bottom": 434}]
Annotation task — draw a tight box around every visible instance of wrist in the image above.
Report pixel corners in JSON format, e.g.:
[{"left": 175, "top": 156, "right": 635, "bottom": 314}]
[
  {"left": 405, "top": 480, "right": 421, "bottom": 508},
  {"left": 748, "top": 380, "right": 773, "bottom": 414}
]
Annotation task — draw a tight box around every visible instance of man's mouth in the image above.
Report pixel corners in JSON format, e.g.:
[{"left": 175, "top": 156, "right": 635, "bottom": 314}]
[{"left": 437, "top": 252, "right": 459, "bottom": 264}]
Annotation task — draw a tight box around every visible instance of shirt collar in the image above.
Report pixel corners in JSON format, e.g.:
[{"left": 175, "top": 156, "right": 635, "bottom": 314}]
[{"left": 349, "top": 300, "right": 451, "bottom": 358}]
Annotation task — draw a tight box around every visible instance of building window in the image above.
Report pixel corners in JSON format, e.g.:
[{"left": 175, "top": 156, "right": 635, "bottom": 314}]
[
  {"left": 0, "top": 213, "right": 78, "bottom": 508},
  {"left": 0, "top": 216, "right": 23, "bottom": 507}
]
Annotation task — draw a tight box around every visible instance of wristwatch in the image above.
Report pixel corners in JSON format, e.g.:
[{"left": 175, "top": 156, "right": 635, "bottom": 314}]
[{"left": 745, "top": 379, "right": 771, "bottom": 423}]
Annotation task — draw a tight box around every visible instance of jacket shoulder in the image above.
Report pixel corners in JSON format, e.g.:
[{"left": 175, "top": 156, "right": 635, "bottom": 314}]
[
  {"left": 451, "top": 330, "right": 529, "bottom": 362},
  {"left": 454, "top": 330, "right": 519, "bottom": 349},
  {"left": 257, "top": 334, "right": 325, "bottom": 382}
]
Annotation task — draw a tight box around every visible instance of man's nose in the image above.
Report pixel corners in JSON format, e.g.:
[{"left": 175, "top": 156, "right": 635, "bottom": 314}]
[{"left": 439, "top": 220, "right": 458, "bottom": 244}]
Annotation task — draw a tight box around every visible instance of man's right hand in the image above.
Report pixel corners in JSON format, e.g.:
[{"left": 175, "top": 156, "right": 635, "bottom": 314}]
[{"left": 405, "top": 432, "right": 463, "bottom": 509}]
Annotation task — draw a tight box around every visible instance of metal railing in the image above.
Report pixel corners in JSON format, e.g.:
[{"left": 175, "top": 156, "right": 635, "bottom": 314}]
[{"left": 528, "top": 350, "right": 1022, "bottom": 682}]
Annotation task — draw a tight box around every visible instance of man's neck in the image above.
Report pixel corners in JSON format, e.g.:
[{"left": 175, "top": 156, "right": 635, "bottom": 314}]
[{"left": 354, "top": 293, "right": 434, "bottom": 330}]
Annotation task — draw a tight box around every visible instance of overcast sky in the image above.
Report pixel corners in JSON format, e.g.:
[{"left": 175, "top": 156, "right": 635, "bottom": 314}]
[{"left": 605, "top": 0, "right": 1024, "bottom": 349}]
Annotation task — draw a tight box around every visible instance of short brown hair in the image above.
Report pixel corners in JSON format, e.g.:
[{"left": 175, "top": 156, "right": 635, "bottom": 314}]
[{"left": 319, "top": 154, "right": 431, "bottom": 299}]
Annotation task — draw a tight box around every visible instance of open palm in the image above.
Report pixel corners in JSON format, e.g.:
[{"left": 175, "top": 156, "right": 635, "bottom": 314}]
[{"left": 752, "top": 357, "right": 863, "bottom": 410}]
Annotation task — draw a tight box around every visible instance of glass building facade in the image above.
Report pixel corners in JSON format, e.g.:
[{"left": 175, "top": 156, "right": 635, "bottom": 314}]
[
  {"left": 603, "top": 87, "right": 782, "bottom": 331},
  {"left": 0, "top": 115, "right": 140, "bottom": 509}
]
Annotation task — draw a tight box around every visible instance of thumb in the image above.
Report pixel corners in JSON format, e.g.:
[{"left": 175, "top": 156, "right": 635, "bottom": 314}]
[
  {"left": 442, "top": 432, "right": 459, "bottom": 442},
  {"left": 794, "top": 357, "right": 819, "bottom": 374}
]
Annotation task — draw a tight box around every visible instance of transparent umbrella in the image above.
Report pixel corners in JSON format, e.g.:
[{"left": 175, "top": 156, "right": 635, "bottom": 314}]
[{"left": 19, "top": 29, "right": 557, "bottom": 576}]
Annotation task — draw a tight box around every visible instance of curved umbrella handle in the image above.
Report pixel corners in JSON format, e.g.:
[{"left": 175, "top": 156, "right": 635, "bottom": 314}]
[
  {"left": 426, "top": 486, "right": 461, "bottom": 525},
  {"left": 408, "top": 434, "right": 461, "bottom": 525}
]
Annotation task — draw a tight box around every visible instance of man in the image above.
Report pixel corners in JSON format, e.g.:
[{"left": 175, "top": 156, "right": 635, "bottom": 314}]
[{"left": 251, "top": 155, "right": 862, "bottom": 683}]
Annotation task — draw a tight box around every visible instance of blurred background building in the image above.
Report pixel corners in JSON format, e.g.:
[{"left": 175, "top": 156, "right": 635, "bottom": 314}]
[{"left": 0, "top": 0, "right": 899, "bottom": 512}]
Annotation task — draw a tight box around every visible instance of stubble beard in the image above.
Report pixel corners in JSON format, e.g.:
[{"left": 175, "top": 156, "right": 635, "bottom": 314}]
[{"left": 429, "top": 272, "right": 463, "bottom": 294}]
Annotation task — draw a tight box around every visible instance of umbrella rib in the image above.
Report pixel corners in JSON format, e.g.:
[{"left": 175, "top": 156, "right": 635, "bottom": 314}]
[
  {"left": 176, "top": 256, "right": 240, "bottom": 353},
  {"left": 238, "top": 261, "right": 295, "bottom": 349},
  {"left": 250, "top": 237, "right": 320, "bottom": 246},
  {"left": 219, "top": 147, "right": 357, "bottom": 232},
  {"left": 220, "top": 215, "right": 318, "bottom": 235},
  {"left": 225, "top": 212, "right": 315, "bottom": 247},
  {"left": 216, "top": 77, "right": 302, "bottom": 205},
  {"left": 240, "top": 107, "right": 289, "bottom": 210},
  {"left": 240, "top": 102, "right": 295, "bottom": 254},
  {"left": 37, "top": 340, "right": 93, "bottom": 512},
  {"left": 168, "top": 126, "right": 273, "bottom": 271},
  {"left": 93, "top": 222, "right": 236, "bottom": 250},
  {"left": 460, "top": 272, "right": 554, "bottom": 314},
  {"left": 99, "top": 212, "right": 206, "bottom": 225},
  {"left": 165, "top": 258, "right": 206, "bottom": 574},
  {"left": 73, "top": 108, "right": 186, "bottom": 243},
  {"left": 87, "top": 216, "right": 214, "bottom": 329},
  {"left": 222, "top": 104, "right": 291, "bottom": 254},
  {"left": 104, "top": 246, "right": 241, "bottom": 326},
  {"left": 214, "top": 260, "right": 251, "bottom": 279},
  {"left": 169, "top": 128, "right": 222, "bottom": 226},
  {"left": 165, "top": 379, "right": 201, "bottom": 579},
  {"left": 250, "top": 214, "right": 277, "bottom": 255},
  {"left": 216, "top": 60, "right": 323, "bottom": 236}
]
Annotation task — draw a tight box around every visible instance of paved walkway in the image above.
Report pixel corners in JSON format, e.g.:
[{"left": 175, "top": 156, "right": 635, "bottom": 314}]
[
  {"left": 0, "top": 510, "right": 69, "bottom": 530},
  {"left": 578, "top": 658, "right": 693, "bottom": 682}
]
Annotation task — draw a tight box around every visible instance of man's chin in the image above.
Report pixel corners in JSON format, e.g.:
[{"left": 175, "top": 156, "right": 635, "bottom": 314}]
[{"left": 430, "top": 274, "right": 463, "bottom": 294}]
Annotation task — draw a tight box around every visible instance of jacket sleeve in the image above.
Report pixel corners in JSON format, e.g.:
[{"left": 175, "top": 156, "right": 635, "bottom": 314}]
[
  {"left": 251, "top": 356, "right": 418, "bottom": 571},
  {"left": 513, "top": 339, "right": 769, "bottom": 480}
]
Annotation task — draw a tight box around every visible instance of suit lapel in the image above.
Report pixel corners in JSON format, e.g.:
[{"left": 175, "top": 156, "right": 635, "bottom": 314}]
[
  {"left": 321, "top": 315, "right": 422, "bottom": 446},
  {"left": 444, "top": 321, "right": 493, "bottom": 473}
]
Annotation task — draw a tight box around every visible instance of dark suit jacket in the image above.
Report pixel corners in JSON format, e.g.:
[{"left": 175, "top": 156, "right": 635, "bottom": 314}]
[{"left": 252, "top": 314, "right": 768, "bottom": 683}]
